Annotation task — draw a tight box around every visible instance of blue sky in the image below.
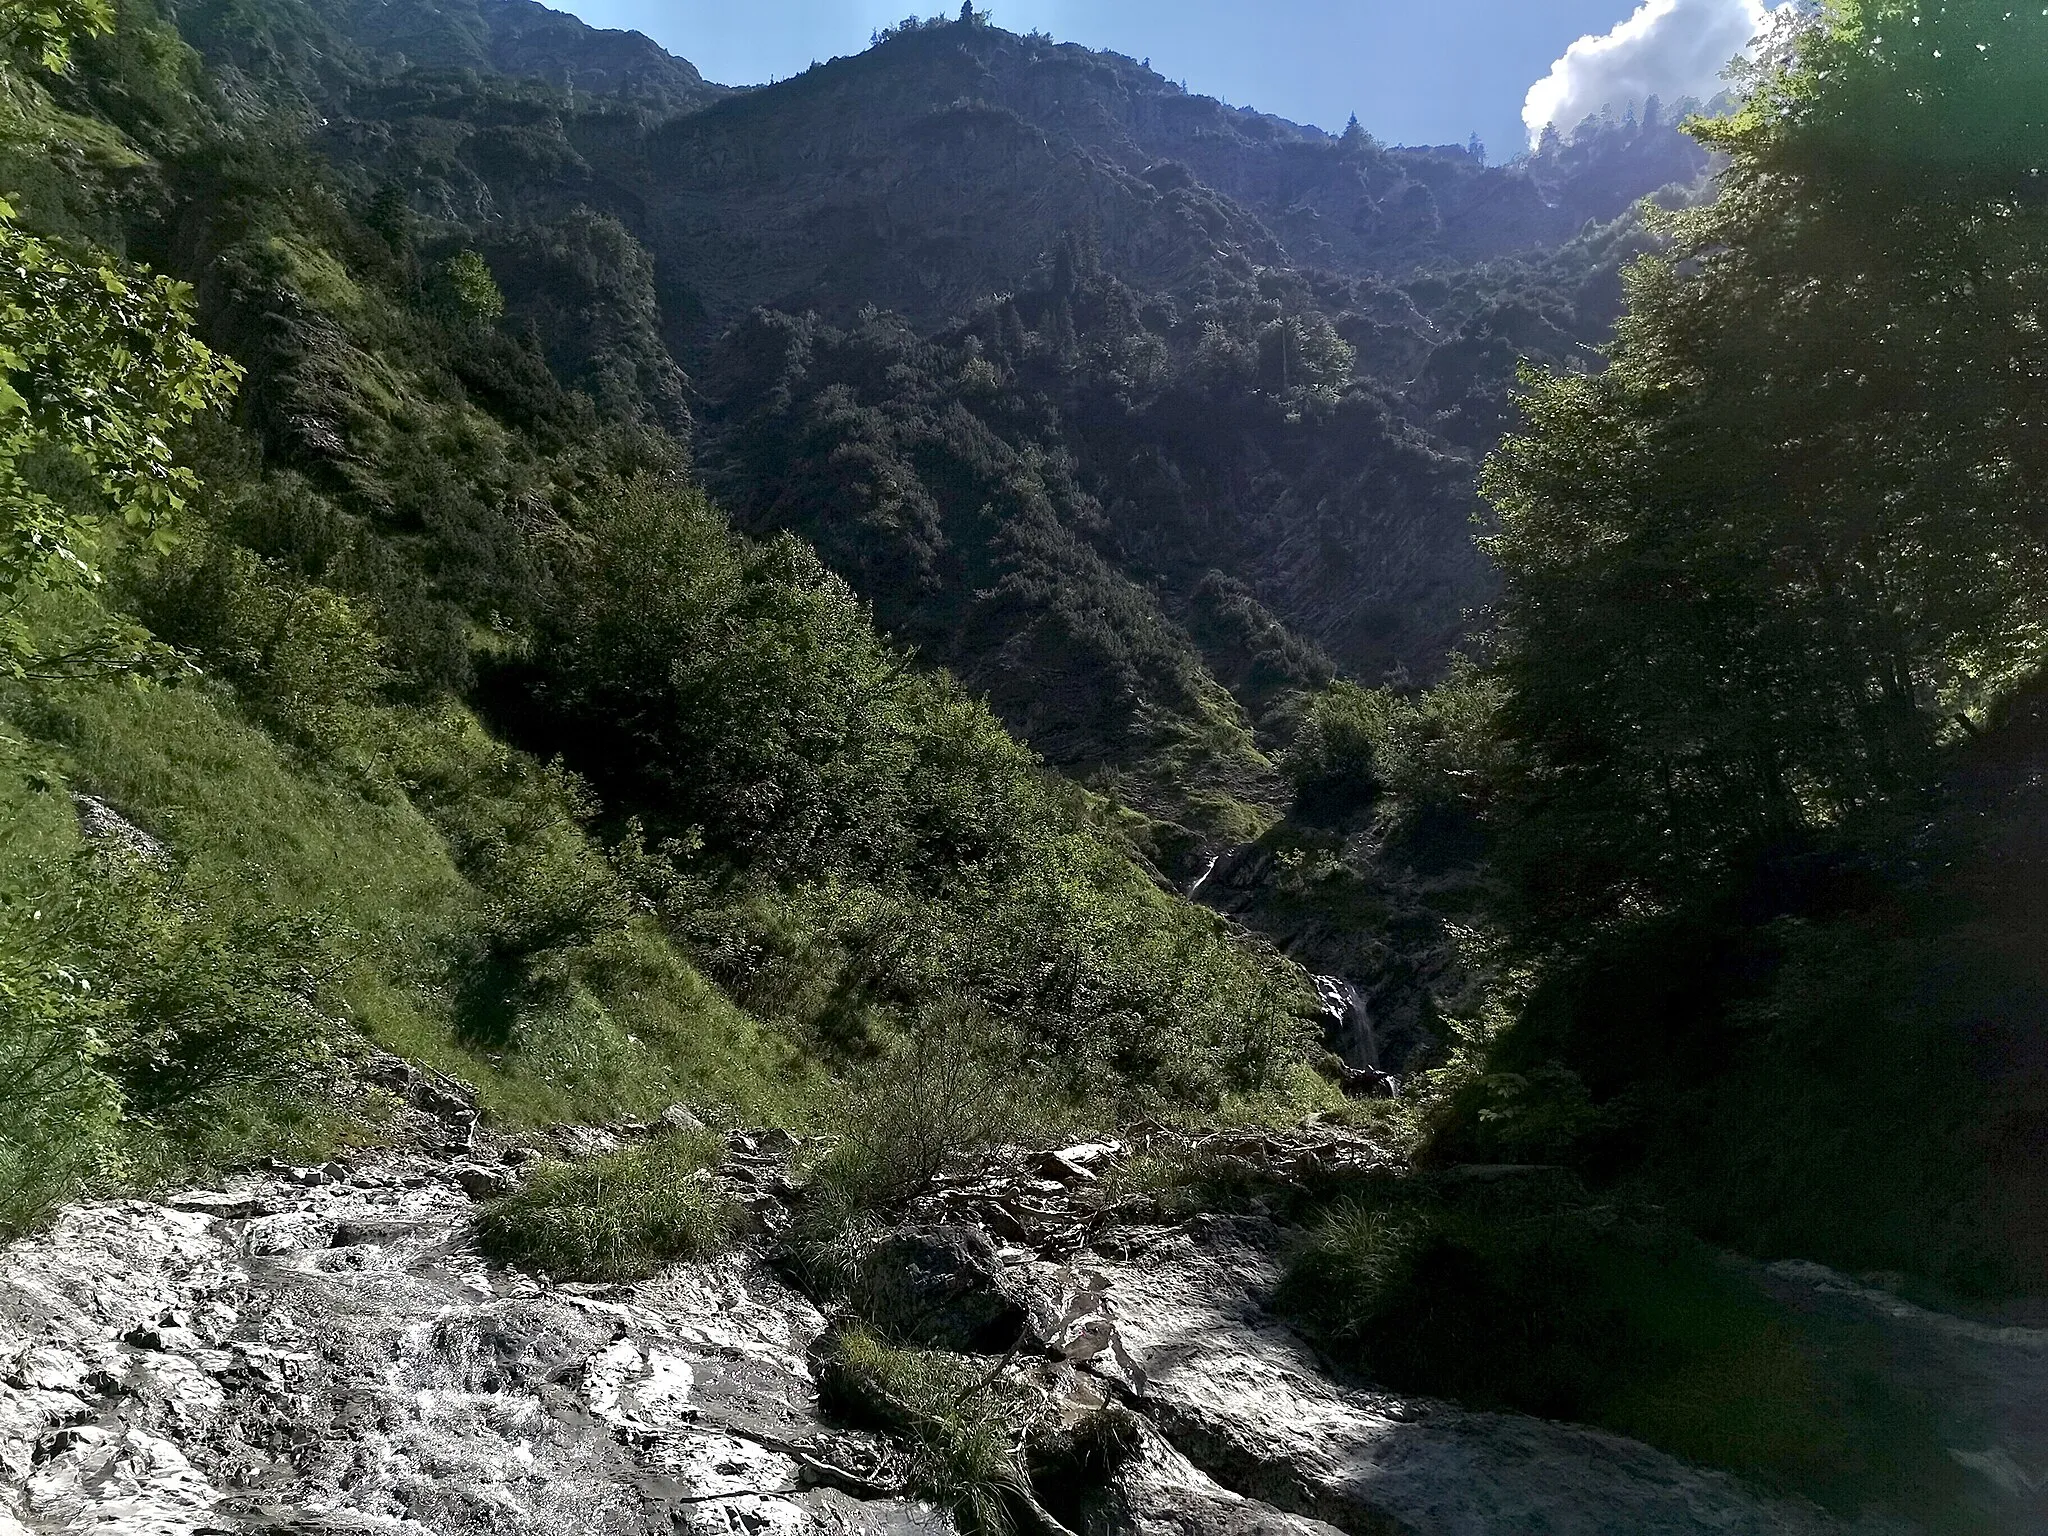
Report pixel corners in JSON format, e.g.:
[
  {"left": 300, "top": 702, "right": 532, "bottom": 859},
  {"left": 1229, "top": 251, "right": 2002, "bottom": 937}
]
[{"left": 551, "top": 1, "right": 1731, "bottom": 158}]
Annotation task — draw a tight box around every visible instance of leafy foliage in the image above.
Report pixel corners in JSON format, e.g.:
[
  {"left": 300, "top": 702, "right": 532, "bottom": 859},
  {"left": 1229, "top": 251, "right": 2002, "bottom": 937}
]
[
  {"left": 0, "top": 200, "right": 240, "bottom": 677},
  {"left": 0, "top": 756, "right": 352, "bottom": 1232},
  {"left": 0, "top": 822, "right": 121, "bottom": 1233},
  {"left": 1378, "top": 0, "right": 2048, "bottom": 1303},
  {"left": 513, "top": 473, "right": 1315, "bottom": 1106},
  {"left": 805, "top": 999, "right": 1041, "bottom": 1214},
  {"left": 2, "top": 0, "right": 112, "bottom": 71},
  {"left": 1481, "top": 0, "right": 2048, "bottom": 932},
  {"left": 0, "top": 0, "right": 1332, "bottom": 1244}
]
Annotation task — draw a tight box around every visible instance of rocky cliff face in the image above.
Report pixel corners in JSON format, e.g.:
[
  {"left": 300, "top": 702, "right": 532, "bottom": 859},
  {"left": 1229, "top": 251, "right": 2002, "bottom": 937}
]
[{"left": 11, "top": 1119, "right": 2030, "bottom": 1536}]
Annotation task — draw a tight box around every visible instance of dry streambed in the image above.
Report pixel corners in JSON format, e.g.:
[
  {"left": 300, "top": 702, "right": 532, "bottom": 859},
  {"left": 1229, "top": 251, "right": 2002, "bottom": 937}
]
[{"left": 1, "top": 1124, "right": 2040, "bottom": 1536}]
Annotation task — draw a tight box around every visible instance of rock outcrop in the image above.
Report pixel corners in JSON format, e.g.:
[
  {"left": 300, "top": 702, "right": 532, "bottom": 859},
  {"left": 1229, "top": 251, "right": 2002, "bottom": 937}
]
[
  {"left": 10, "top": 1129, "right": 2036, "bottom": 1535},
  {"left": 1023, "top": 1225, "right": 1861, "bottom": 1536},
  {"left": 0, "top": 1158, "right": 951, "bottom": 1536},
  {"left": 1762, "top": 1262, "right": 2048, "bottom": 1534}
]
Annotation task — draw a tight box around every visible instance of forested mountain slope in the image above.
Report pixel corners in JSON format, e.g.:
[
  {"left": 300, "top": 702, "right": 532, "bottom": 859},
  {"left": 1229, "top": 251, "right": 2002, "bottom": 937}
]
[
  {"left": 157, "top": 0, "right": 1710, "bottom": 812},
  {"left": 0, "top": 0, "right": 1326, "bottom": 1243},
  {"left": 5, "top": 0, "right": 2048, "bottom": 1530}
]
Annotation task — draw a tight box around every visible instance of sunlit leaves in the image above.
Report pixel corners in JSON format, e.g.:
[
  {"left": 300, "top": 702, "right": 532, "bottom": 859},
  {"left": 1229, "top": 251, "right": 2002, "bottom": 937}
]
[
  {"left": 1476, "top": 0, "right": 2048, "bottom": 931},
  {"left": 0, "top": 0, "right": 112, "bottom": 72},
  {"left": 0, "top": 203, "right": 241, "bottom": 678}
]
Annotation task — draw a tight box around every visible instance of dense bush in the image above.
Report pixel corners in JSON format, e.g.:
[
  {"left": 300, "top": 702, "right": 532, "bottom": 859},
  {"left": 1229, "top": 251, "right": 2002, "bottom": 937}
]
[
  {"left": 0, "top": 873, "right": 121, "bottom": 1234},
  {"left": 0, "top": 775, "right": 353, "bottom": 1233},
  {"left": 1479, "top": 0, "right": 2048, "bottom": 935},
  {"left": 518, "top": 473, "right": 1316, "bottom": 1107},
  {"left": 1335, "top": 0, "right": 2048, "bottom": 1314},
  {"left": 0, "top": 0, "right": 1315, "bottom": 1239}
]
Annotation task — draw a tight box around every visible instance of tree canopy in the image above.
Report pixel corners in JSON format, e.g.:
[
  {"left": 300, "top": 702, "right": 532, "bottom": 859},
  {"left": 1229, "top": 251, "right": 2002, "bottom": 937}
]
[
  {"left": 1479, "top": 0, "right": 2048, "bottom": 931},
  {"left": 0, "top": 0, "right": 241, "bottom": 677}
]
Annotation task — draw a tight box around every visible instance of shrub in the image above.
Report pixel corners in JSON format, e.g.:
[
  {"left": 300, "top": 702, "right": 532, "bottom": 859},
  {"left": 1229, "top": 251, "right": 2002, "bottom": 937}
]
[
  {"left": 440, "top": 250, "right": 504, "bottom": 325},
  {"left": 473, "top": 1130, "right": 735, "bottom": 1281},
  {"left": 86, "top": 877, "right": 343, "bottom": 1129},
  {"left": 0, "top": 754, "right": 355, "bottom": 1226},
  {"left": 806, "top": 999, "right": 1041, "bottom": 1217},
  {"left": 1283, "top": 681, "right": 1393, "bottom": 822},
  {"left": 133, "top": 533, "right": 390, "bottom": 751},
  {"left": 0, "top": 902, "right": 121, "bottom": 1235},
  {"left": 818, "top": 1327, "right": 1045, "bottom": 1536},
  {"left": 528, "top": 474, "right": 1317, "bottom": 1109},
  {"left": 0, "top": 182, "right": 240, "bottom": 682}
]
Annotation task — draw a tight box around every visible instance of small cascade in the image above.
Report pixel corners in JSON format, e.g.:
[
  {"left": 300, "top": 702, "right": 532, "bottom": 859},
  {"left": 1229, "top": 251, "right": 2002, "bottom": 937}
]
[
  {"left": 1312, "top": 973, "right": 1382, "bottom": 1072},
  {"left": 1186, "top": 854, "right": 1221, "bottom": 901}
]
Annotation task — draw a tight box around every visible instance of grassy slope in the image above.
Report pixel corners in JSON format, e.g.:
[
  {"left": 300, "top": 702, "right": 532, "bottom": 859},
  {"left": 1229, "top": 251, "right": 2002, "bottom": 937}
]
[{"left": 6, "top": 674, "right": 812, "bottom": 1134}]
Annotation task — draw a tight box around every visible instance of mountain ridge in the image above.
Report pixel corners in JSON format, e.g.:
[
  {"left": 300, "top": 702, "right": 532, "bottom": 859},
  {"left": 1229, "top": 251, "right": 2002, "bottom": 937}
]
[{"left": 157, "top": 0, "right": 1711, "bottom": 817}]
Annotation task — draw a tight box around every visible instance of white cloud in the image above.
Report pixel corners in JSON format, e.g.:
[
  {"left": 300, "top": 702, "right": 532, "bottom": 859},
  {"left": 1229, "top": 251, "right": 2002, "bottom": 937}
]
[{"left": 1523, "top": 0, "right": 1779, "bottom": 147}]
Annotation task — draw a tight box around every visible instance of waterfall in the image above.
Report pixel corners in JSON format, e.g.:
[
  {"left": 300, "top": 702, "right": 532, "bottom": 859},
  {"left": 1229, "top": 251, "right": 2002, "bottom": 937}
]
[{"left": 1312, "top": 974, "right": 1380, "bottom": 1071}]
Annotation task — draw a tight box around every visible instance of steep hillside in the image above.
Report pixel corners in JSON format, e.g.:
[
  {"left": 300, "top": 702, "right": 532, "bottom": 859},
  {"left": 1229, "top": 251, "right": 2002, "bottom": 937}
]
[
  {"left": 0, "top": 0, "right": 1323, "bottom": 1246},
  {"left": 8, "top": 0, "right": 2048, "bottom": 1530},
  {"left": 141, "top": 0, "right": 1707, "bottom": 827}
]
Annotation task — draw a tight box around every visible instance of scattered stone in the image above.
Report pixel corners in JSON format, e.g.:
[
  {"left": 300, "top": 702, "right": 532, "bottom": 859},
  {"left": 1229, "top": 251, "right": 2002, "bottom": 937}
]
[
  {"left": 1034, "top": 1146, "right": 1115, "bottom": 1186},
  {"left": 454, "top": 1165, "right": 522, "bottom": 1202},
  {"left": 359, "top": 1051, "right": 482, "bottom": 1150},
  {"left": 551, "top": 1126, "right": 625, "bottom": 1160},
  {"left": 35, "top": 1424, "right": 106, "bottom": 1460},
  {"left": 166, "top": 1192, "right": 274, "bottom": 1222},
  {"left": 661, "top": 1105, "right": 709, "bottom": 1135},
  {"left": 71, "top": 794, "right": 171, "bottom": 869},
  {"left": 1095, "top": 1419, "right": 1348, "bottom": 1536},
  {"left": 731, "top": 1128, "right": 798, "bottom": 1158},
  {"left": 5, "top": 1129, "right": 2028, "bottom": 1536}
]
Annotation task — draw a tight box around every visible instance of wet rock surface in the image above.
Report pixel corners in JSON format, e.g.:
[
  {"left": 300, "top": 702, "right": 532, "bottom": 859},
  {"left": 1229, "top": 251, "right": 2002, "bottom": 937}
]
[
  {"left": 1760, "top": 1262, "right": 2048, "bottom": 1533},
  {"left": 6, "top": 1126, "right": 2041, "bottom": 1535},
  {"left": 0, "top": 1158, "right": 952, "bottom": 1536}
]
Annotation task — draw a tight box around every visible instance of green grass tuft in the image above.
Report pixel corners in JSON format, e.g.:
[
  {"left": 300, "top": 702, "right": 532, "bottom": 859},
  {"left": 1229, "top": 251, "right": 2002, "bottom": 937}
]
[
  {"left": 819, "top": 1327, "right": 1041, "bottom": 1536},
  {"left": 473, "top": 1130, "right": 737, "bottom": 1281}
]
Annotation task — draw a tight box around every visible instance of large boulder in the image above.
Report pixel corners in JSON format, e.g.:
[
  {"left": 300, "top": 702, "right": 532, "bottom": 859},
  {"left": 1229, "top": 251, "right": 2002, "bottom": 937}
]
[
  {"left": 811, "top": 1222, "right": 1031, "bottom": 1354},
  {"left": 1023, "top": 1218, "right": 1874, "bottom": 1536}
]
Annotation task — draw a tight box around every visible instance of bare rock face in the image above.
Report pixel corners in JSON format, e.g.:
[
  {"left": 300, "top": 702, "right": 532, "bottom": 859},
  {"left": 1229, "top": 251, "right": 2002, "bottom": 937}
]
[
  {"left": 842, "top": 1226, "right": 1030, "bottom": 1355},
  {"left": 0, "top": 1160, "right": 953, "bottom": 1536},
  {"left": 70, "top": 796, "right": 171, "bottom": 869},
  {"left": 9, "top": 1133, "right": 2029, "bottom": 1536},
  {"left": 1090, "top": 1422, "right": 1349, "bottom": 1536},
  {"left": 1020, "top": 1220, "right": 1878, "bottom": 1536},
  {"left": 1761, "top": 1262, "right": 2048, "bottom": 1534}
]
